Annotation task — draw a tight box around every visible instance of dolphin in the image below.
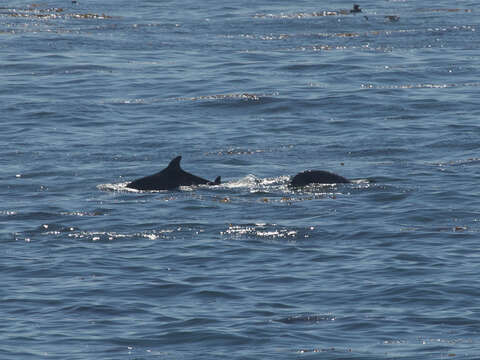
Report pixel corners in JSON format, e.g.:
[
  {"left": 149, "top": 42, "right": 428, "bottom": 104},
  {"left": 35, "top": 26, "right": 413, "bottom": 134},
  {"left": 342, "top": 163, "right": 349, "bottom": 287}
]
[
  {"left": 127, "top": 156, "right": 221, "bottom": 190},
  {"left": 290, "top": 170, "right": 350, "bottom": 187},
  {"left": 350, "top": 4, "right": 362, "bottom": 13}
]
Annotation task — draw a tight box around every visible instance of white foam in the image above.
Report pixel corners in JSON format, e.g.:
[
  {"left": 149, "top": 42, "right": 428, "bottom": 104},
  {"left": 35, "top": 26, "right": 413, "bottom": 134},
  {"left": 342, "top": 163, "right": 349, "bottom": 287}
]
[{"left": 96, "top": 182, "right": 138, "bottom": 192}]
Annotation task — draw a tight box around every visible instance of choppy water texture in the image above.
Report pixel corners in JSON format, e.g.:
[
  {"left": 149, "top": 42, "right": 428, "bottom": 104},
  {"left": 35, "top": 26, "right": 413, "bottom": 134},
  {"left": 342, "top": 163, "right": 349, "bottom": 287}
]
[{"left": 2, "top": 0, "right": 480, "bottom": 358}]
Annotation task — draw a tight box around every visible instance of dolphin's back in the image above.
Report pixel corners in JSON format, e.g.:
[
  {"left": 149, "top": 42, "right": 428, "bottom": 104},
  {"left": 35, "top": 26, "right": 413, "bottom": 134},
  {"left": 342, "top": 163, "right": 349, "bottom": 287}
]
[
  {"left": 127, "top": 156, "right": 221, "bottom": 190},
  {"left": 290, "top": 170, "right": 349, "bottom": 187},
  {"left": 127, "top": 169, "right": 177, "bottom": 190}
]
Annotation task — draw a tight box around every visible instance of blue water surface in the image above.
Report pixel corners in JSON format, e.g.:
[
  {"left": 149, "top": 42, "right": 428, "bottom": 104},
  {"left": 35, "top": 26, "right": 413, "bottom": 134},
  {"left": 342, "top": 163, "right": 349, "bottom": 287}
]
[{"left": 1, "top": 0, "right": 480, "bottom": 358}]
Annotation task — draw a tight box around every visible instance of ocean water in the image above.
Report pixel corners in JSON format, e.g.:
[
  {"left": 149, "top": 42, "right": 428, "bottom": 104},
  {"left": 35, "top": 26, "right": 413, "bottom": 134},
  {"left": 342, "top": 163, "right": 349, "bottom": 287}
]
[{"left": 1, "top": 0, "right": 480, "bottom": 358}]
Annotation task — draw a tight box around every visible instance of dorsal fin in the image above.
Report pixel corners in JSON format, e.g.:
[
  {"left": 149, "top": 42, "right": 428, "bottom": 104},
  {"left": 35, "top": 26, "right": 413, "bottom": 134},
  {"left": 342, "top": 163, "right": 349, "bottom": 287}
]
[
  {"left": 214, "top": 176, "right": 221, "bottom": 185},
  {"left": 167, "top": 156, "right": 182, "bottom": 170}
]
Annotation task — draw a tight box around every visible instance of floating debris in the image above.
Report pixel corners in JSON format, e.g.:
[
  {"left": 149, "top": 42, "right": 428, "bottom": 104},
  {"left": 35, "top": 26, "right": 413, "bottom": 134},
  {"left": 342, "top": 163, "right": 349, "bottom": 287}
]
[
  {"left": 385, "top": 15, "right": 400, "bottom": 22},
  {"left": 351, "top": 4, "right": 362, "bottom": 13}
]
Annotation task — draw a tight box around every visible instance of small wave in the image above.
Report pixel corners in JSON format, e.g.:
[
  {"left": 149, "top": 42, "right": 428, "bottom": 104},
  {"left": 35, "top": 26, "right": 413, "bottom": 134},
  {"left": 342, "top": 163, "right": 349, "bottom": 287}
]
[
  {"left": 173, "top": 92, "right": 263, "bottom": 101},
  {"left": 254, "top": 9, "right": 357, "bottom": 19},
  {"left": 67, "top": 229, "right": 174, "bottom": 242},
  {"left": 103, "top": 92, "right": 278, "bottom": 105},
  {"left": 192, "top": 289, "right": 243, "bottom": 300},
  {"left": 13, "top": 225, "right": 181, "bottom": 243},
  {"left": 432, "top": 157, "right": 480, "bottom": 167},
  {"left": 254, "top": 7, "right": 473, "bottom": 20},
  {"left": 221, "top": 223, "right": 303, "bottom": 243},
  {"left": 59, "top": 210, "right": 106, "bottom": 217},
  {"left": 415, "top": 8, "right": 473, "bottom": 13},
  {"left": 2, "top": 6, "right": 114, "bottom": 20},
  {"left": 275, "top": 313, "right": 336, "bottom": 324},
  {"left": 361, "top": 82, "right": 480, "bottom": 90},
  {"left": 281, "top": 44, "right": 391, "bottom": 53},
  {"left": 206, "top": 144, "right": 294, "bottom": 157},
  {"left": 296, "top": 347, "right": 353, "bottom": 355}
]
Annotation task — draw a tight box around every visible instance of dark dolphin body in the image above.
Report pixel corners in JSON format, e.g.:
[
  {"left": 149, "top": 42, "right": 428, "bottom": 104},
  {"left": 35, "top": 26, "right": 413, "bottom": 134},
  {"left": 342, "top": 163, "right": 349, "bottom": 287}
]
[
  {"left": 290, "top": 170, "right": 350, "bottom": 187},
  {"left": 350, "top": 4, "right": 362, "bottom": 13},
  {"left": 127, "top": 156, "right": 221, "bottom": 190}
]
